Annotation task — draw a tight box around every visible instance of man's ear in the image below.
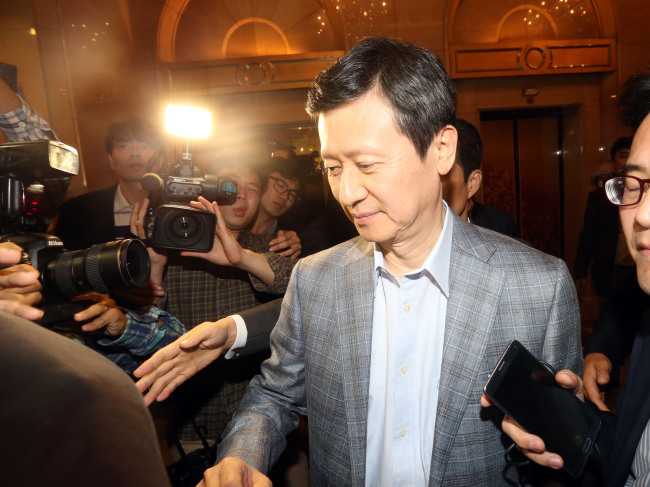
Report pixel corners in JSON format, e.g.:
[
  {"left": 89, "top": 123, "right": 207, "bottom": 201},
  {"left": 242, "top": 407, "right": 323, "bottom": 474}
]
[
  {"left": 467, "top": 169, "right": 483, "bottom": 199},
  {"left": 107, "top": 153, "right": 116, "bottom": 171},
  {"left": 436, "top": 125, "right": 457, "bottom": 176}
]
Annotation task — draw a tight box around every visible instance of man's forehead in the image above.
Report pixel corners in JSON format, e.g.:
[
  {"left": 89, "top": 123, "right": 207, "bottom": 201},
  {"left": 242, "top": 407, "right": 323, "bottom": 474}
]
[
  {"left": 622, "top": 115, "right": 650, "bottom": 175},
  {"left": 269, "top": 171, "right": 300, "bottom": 188},
  {"left": 218, "top": 165, "right": 260, "bottom": 184}
]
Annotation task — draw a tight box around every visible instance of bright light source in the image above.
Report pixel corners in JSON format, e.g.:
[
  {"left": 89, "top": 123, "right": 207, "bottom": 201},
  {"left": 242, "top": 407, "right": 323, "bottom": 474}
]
[{"left": 165, "top": 105, "right": 212, "bottom": 139}]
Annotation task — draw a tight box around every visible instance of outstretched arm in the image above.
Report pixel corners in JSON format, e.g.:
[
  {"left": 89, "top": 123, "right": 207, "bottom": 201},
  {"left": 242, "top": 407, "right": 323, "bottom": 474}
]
[
  {"left": 133, "top": 316, "right": 237, "bottom": 405},
  {"left": 182, "top": 197, "right": 276, "bottom": 286}
]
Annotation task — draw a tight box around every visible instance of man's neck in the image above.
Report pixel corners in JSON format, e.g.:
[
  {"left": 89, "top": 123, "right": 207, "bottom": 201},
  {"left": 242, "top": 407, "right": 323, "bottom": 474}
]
[
  {"left": 250, "top": 211, "right": 277, "bottom": 235},
  {"left": 381, "top": 206, "right": 446, "bottom": 279},
  {"left": 118, "top": 180, "right": 147, "bottom": 207}
]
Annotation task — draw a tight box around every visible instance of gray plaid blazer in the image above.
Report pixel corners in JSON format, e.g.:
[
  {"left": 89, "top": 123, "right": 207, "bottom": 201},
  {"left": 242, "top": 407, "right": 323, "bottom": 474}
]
[{"left": 218, "top": 212, "right": 582, "bottom": 486}]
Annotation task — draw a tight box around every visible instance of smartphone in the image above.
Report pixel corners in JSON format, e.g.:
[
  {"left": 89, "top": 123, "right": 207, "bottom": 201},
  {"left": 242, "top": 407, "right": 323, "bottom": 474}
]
[{"left": 483, "top": 340, "right": 601, "bottom": 478}]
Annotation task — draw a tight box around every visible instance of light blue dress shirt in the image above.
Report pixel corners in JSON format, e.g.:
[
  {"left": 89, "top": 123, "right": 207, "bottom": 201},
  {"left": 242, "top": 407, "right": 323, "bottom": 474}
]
[{"left": 365, "top": 204, "right": 453, "bottom": 486}]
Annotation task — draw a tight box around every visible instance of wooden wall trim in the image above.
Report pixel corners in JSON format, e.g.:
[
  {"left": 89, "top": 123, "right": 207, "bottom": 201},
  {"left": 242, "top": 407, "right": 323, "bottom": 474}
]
[
  {"left": 162, "top": 51, "right": 344, "bottom": 95},
  {"left": 449, "top": 38, "right": 616, "bottom": 79}
]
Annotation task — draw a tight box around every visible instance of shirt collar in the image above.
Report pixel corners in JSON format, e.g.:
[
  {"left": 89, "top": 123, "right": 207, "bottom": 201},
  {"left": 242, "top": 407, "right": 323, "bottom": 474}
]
[
  {"left": 373, "top": 201, "right": 453, "bottom": 297},
  {"left": 114, "top": 184, "right": 131, "bottom": 212}
]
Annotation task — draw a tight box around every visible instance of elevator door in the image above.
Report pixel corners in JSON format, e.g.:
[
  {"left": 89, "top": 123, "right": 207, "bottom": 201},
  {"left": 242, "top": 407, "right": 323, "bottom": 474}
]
[{"left": 480, "top": 108, "right": 564, "bottom": 257}]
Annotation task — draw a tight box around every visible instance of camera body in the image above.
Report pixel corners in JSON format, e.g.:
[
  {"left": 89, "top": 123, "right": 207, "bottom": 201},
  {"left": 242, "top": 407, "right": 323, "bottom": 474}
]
[
  {"left": 0, "top": 140, "right": 151, "bottom": 323},
  {"left": 143, "top": 161, "right": 237, "bottom": 252}
]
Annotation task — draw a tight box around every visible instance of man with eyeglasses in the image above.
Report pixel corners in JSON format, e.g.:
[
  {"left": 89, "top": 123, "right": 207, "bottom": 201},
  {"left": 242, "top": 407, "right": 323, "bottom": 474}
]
[
  {"left": 250, "top": 156, "right": 303, "bottom": 259},
  {"left": 490, "top": 68, "right": 650, "bottom": 486}
]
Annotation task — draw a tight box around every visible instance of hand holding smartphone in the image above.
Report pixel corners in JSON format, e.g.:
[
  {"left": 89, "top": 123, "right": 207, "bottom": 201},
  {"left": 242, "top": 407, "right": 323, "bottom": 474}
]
[{"left": 484, "top": 340, "right": 601, "bottom": 478}]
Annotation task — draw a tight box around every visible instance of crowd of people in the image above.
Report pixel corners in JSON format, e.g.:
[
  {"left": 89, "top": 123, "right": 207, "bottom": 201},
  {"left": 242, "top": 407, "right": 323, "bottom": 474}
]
[{"left": 2, "top": 35, "right": 650, "bottom": 486}]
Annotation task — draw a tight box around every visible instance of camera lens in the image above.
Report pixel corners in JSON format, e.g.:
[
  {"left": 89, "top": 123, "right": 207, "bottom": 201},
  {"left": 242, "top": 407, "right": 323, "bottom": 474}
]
[
  {"left": 44, "top": 239, "right": 151, "bottom": 298},
  {"left": 171, "top": 214, "right": 198, "bottom": 239}
]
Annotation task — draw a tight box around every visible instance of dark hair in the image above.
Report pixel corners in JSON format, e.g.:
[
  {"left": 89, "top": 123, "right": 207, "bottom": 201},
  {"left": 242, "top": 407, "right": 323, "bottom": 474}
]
[
  {"left": 105, "top": 117, "right": 162, "bottom": 154},
  {"left": 305, "top": 36, "right": 456, "bottom": 160},
  {"left": 619, "top": 68, "right": 650, "bottom": 132},
  {"left": 609, "top": 136, "right": 632, "bottom": 160},
  {"left": 453, "top": 118, "right": 483, "bottom": 181},
  {"left": 260, "top": 156, "right": 301, "bottom": 187},
  {"left": 209, "top": 149, "right": 261, "bottom": 180}
]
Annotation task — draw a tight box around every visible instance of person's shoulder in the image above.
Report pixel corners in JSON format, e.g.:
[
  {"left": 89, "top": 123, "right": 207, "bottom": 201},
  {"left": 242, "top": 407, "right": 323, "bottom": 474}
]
[
  {"left": 456, "top": 217, "right": 564, "bottom": 271},
  {"left": 299, "top": 235, "right": 371, "bottom": 268},
  {"left": 59, "top": 185, "right": 117, "bottom": 210}
]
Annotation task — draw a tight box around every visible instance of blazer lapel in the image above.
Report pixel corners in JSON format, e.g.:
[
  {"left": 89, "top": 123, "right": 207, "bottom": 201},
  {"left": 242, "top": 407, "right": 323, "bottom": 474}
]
[
  {"left": 336, "top": 240, "right": 375, "bottom": 486},
  {"left": 429, "top": 220, "right": 505, "bottom": 485}
]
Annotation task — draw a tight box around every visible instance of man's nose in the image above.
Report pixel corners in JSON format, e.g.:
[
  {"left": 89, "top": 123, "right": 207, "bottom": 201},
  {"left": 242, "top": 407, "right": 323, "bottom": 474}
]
[
  {"left": 635, "top": 185, "right": 650, "bottom": 227},
  {"left": 335, "top": 167, "right": 365, "bottom": 207}
]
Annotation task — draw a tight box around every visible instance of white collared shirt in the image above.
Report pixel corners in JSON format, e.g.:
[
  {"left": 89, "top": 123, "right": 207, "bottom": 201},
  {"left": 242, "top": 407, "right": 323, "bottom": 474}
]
[{"left": 365, "top": 204, "right": 453, "bottom": 487}]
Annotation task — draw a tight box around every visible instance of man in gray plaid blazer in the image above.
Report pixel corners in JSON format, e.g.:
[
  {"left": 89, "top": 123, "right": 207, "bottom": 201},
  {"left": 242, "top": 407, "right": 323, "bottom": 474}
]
[{"left": 202, "top": 37, "right": 582, "bottom": 486}]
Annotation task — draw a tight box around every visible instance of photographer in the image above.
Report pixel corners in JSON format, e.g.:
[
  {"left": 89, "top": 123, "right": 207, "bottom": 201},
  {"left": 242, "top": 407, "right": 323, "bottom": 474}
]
[
  {"left": 53, "top": 117, "right": 165, "bottom": 251},
  {"left": 130, "top": 152, "right": 295, "bottom": 455}
]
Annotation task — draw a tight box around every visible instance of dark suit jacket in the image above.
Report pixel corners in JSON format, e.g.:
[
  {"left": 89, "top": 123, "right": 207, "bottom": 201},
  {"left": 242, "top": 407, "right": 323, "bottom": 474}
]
[
  {"left": 471, "top": 202, "right": 519, "bottom": 238},
  {"left": 54, "top": 185, "right": 118, "bottom": 250},
  {"left": 575, "top": 188, "right": 620, "bottom": 296},
  {"left": 233, "top": 299, "right": 282, "bottom": 358},
  {"left": 0, "top": 311, "right": 170, "bottom": 486},
  {"left": 594, "top": 309, "right": 650, "bottom": 486}
]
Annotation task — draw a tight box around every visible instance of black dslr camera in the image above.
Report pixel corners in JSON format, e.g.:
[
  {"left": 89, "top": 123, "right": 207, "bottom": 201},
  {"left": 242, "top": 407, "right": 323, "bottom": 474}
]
[
  {"left": 141, "top": 153, "right": 237, "bottom": 251},
  {"left": 0, "top": 140, "right": 151, "bottom": 324}
]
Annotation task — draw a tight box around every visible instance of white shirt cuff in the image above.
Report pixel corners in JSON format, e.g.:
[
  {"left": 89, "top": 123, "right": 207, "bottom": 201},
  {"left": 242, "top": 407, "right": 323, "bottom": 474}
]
[{"left": 224, "top": 314, "right": 248, "bottom": 359}]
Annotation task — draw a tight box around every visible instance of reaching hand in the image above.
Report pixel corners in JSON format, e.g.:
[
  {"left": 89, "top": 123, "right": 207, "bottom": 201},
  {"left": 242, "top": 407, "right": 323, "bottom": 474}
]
[
  {"left": 0, "top": 243, "right": 43, "bottom": 321},
  {"left": 480, "top": 369, "right": 584, "bottom": 470},
  {"left": 197, "top": 457, "right": 272, "bottom": 487},
  {"left": 269, "top": 230, "right": 302, "bottom": 260},
  {"left": 72, "top": 293, "right": 128, "bottom": 336},
  {"left": 133, "top": 317, "right": 237, "bottom": 405},
  {"left": 583, "top": 352, "right": 612, "bottom": 411}
]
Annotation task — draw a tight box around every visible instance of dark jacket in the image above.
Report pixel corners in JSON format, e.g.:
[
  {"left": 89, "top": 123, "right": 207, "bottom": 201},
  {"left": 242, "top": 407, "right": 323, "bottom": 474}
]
[
  {"left": 575, "top": 188, "right": 620, "bottom": 296},
  {"left": 54, "top": 185, "right": 118, "bottom": 250},
  {"left": 471, "top": 202, "right": 519, "bottom": 238}
]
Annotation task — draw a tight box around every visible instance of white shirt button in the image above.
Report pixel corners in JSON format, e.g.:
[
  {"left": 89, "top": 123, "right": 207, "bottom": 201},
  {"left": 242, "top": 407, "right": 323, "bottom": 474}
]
[
  {"left": 403, "top": 304, "right": 411, "bottom": 313},
  {"left": 399, "top": 428, "right": 407, "bottom": 438},
  {"left": 400, "top": 365, "right": 408, "bottom": 375}
]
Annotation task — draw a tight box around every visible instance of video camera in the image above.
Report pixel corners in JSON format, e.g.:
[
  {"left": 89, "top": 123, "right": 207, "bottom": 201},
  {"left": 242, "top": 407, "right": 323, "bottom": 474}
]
[
  {"left": 141, "top": 151, "right": 237, "bottom": 252},
  {"left": 0, "top": 140, "right": 151, "bottom": 323}
]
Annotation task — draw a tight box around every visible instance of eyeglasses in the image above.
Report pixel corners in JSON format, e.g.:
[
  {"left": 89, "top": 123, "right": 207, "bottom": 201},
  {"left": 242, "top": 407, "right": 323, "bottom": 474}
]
[
  {"left": 269, "top": 176, "right": 300, "bottom": 202},
  {"left": 605, "top": 175, "right": 650, "bottom": 206}
]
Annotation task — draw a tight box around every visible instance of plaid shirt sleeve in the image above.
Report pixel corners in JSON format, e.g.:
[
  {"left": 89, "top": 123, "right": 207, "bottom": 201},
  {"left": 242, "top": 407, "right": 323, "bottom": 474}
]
[
  {"left": 95, "top": 307, "right": 186, "bottom": 373},
  {"left": 0, "top": 94, "right": 59, "bottom": 141}
]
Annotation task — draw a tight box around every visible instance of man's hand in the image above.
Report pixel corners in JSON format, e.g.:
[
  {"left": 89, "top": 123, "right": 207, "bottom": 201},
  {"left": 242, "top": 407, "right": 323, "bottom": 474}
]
[
  {"left": 133, "top": 317, "right": 237, "bottom": 406},
  {"left": 0, "top": 242, "right": 43, "bottom": 321},
  {"left": 131, "top": 199, "right": 168, "bottom": 291},
  {"left": 72, "top": 293, "right": 128, "bottom": 336},
  {"left": 183, "top": 197, "right": 245, "bottom": 266},
  {"left": 269, "top": 230, "right": 302, "bottom": 260},
  {"left": 583, "top": 352, "right": 612, "bottom": 411},
  {"left": 480, "top": 370, "right": 584, "bottom": 470},
  {"left": 197, "top": 457, "right": 271, "bottom": 487}
]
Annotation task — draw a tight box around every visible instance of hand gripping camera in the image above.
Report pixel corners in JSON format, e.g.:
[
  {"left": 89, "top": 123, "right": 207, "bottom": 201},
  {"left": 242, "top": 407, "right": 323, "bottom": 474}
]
[
  {"left": 0, "top": 140, "right": 151, "bottom": 324},
  {"left": 140, "top": 153, "right": 237, "bottom": 252}
]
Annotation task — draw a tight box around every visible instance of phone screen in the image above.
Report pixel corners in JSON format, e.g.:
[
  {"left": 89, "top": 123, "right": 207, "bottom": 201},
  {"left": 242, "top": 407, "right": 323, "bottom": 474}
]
[{"left": 484, "top": 340, "right": 601, "bottom": 478}]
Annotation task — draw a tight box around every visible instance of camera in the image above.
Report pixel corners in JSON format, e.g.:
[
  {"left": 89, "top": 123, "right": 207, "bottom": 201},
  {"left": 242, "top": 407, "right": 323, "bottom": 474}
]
[
  {"left": 0, "top": 233, "right": 150, "bottom": 302},
  {"left": 0, "top": 140, "right": 151, "bottom": 323},
  {"left": 141, "top": 153, "right": 237, "bottom": 251}
]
